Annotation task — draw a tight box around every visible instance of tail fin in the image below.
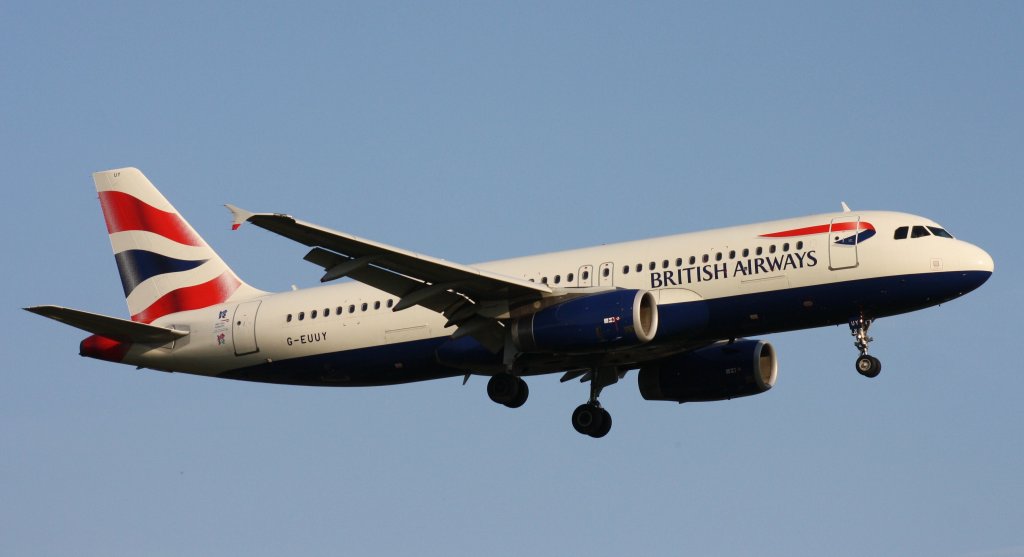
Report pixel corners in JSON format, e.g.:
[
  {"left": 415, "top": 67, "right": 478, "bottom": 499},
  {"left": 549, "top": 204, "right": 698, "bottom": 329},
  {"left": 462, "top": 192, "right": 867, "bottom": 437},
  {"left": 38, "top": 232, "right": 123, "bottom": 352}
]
[{"left": 93, "top": 167, "right": 264, "bottom": 323}]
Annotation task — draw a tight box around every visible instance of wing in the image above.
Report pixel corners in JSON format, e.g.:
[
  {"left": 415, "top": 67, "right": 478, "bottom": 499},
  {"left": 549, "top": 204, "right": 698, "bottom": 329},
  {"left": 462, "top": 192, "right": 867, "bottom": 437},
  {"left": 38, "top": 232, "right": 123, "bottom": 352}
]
[{"left": 226, "top": 205, "right": 553, "bottom": 351}]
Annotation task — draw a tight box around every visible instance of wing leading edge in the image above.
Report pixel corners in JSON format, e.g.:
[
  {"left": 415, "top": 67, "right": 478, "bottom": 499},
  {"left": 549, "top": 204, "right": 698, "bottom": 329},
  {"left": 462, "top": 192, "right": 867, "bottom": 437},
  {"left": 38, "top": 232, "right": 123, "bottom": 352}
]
[{"left": 227, "top": 206, "right": 554, "bottom": 352}]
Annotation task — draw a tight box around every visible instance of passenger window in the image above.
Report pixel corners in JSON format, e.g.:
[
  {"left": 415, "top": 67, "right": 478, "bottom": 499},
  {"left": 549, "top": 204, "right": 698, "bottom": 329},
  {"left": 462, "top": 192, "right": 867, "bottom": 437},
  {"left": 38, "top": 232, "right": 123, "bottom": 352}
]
[
  {"left": 782, "top": 243, "right": 790, "bottom": 252},
  {"left": 324, "top": 307, "right": 330, "bottom": 316},
  {"left": 387, "top": 299, "right": 394, "bottom": 308},
  {"left": 348, "top": 305, "right": 355, "bottom": 313},
  {"left": 928, "top": 226, "right": 954, "bottom": 239},
  {"left": 336, "top": 306, "right": 343, "bottom": 315},
  {"left": 769, "top": 245, "right": 777, "bottom": 254},
  {"left": 689, "top": 256, "right": 696, "bottom": 265},
  {"left": 541, "top": 277, "right": 548, "bottom": 284},
  {"left": 912, "top": 226, "right": 931, "bottom": 238},
  {"left": 796, "top": 241, "right": 804, "bottom": 250},
  {"left": 662, "top": 260, "right": 669, "bottom": 269},
  {"left": 648, "top": 262, "right": 656, "bottom": 271},
  {"left": 894, "top": 226, "right": 909, "bottom": 240},
  {"left": 361, "top": 303, "right": 368, "bottom": 312},
  {"left": 567, "top": 273, "right": 574, "bottom": 282},
  {"left": 729, "top": 250, "right": 736, "bottom": 259},
  {"left": 286, "top": 314, "right": 292, "bottom": 323},
  {"left": 715, "top": 252, "right": 723, "bottom": 262},
  {"left": 636, "top": 263, "right": 642, "bottom": 272},
  {"left": 602, "top": 267, "right": 610, "bottom": 277},
  {"left": 675, "top": 258, "right": 683, "bottom": 267},
  {"left": 622, "top": 266, "right": 630, "bottom": 274},
  {"left": 554, "top": 275, "right": 561, "bottom": 284},
  {"left": 756, "top": 247, "right": 763, "bottom": 256},
  {"left": 298, "top": 312, "right": 305, "bottom": 321},
  {"left": 311, "top": 310, "right": 318, "bottom": 319},
  {"left": 582, "top": 271, "right": 590, "bottom": 280},
  {"left": 702, "top": 254, "right": 709, "bottom": 263},
  {"left": 742, "top": 248, "right": 750, "bottom": 257},
  {"left": 374, "top": 301, "right": 381, "bottom": 310}
]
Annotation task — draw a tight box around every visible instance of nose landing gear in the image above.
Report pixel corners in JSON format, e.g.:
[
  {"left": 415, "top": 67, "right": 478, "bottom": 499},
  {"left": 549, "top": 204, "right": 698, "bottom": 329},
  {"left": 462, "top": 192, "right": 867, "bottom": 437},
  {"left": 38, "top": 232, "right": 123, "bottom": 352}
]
[{"left": 850, "top": 316, "right": 882, "bottom": 378}]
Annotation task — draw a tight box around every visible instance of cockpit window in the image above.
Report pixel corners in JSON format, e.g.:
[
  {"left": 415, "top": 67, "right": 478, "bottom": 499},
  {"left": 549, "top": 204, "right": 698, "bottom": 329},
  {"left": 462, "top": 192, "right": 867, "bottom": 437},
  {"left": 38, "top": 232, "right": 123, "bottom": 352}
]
[
  {"left": 894, "top": 226, "right": 909, "bottom": 240},
  {"left": 911, "top": 226, "right": 931, "bottom": 238},
  {"left": 928, "top": 226, "right": 954, "bottom": 239}
]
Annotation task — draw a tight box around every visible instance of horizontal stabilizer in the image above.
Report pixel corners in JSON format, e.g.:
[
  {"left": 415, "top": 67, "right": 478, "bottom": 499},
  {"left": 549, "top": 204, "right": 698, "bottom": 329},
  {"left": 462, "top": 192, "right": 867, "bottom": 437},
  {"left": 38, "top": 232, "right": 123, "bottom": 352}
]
[{"left": 24, "top": 305, "right": 189, "bottom": 344}]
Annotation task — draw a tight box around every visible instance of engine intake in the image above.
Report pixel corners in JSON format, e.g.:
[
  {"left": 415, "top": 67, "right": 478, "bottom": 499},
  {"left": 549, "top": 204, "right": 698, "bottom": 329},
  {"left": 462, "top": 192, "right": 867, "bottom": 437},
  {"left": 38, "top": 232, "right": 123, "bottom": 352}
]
[
  {"left": 638, "top": 339, "right": 777, "bottom": 403},
  {"left": 512, "top": 289, "right": 658, "bottom": 353}
]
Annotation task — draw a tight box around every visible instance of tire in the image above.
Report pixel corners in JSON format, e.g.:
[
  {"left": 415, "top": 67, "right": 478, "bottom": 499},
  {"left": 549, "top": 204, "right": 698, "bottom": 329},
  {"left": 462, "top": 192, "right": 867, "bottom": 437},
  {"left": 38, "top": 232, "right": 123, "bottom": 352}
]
[
  {"left": 856, "top": 355, "right": 882, "bottom": 378},
  {"left": 572, "top": 403, "right": 605, "bottom": 436},
  {"left": 505, "top": 378, "right": 529, "bottom": 408},
  {"left": 590, "top": 408, "right": 612, "bottom": 438},
  {"left": 487, "top": 373, "right": 519, "bottom": 405}
]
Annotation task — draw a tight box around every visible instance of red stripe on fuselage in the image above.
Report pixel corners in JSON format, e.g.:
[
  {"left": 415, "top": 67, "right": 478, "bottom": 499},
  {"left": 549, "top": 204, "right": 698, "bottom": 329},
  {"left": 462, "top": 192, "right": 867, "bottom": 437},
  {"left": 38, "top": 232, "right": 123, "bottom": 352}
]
[
  {"left": 760, "top": 221, "right": 875, "bottom": 238},
  {"left": 98, "top": 191, "right": 204, "bottom": 247},
  {"left": 131, "top": 271, "right": 241, "bottom": 323}
]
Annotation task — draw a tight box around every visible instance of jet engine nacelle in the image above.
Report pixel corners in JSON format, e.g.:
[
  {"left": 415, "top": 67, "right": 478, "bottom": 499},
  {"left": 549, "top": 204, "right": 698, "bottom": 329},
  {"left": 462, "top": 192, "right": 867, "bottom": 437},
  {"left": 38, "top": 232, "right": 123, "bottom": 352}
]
[
  {"left": 512, "top": 289, "right": 658, "bottom": 353},
  {"left": 638, "top": 339, "right": 777, "bottom": 403}
]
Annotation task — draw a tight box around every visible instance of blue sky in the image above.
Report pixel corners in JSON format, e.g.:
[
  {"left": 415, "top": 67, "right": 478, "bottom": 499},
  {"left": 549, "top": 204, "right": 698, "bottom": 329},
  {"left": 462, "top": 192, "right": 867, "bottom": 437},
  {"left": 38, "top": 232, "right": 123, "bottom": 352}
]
[{"left": 2, "top": 2, "right": 1021, "bottom": 556}]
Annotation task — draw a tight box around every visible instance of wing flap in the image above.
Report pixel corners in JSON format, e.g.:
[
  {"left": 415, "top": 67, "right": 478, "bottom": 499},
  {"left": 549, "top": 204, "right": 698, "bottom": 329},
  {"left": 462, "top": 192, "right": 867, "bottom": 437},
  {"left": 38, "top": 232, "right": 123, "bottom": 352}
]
[{"left": 25, "top": 305, "right": 189, "bottom": 344}]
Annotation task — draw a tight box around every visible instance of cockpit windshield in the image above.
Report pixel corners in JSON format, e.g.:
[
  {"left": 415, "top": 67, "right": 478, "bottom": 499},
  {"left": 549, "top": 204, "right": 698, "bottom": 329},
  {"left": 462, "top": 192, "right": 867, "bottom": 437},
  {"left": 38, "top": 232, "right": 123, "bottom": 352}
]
[{"left": 893, "top": 225, "right": 954, "bottom": 240}]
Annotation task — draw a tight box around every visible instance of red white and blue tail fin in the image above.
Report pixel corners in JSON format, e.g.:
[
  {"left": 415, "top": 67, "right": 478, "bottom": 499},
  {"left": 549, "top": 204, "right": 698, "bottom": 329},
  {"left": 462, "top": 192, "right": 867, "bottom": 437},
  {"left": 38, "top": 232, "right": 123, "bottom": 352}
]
[{"left": 93, "top": 167, "right": 265, "bottom": 323}]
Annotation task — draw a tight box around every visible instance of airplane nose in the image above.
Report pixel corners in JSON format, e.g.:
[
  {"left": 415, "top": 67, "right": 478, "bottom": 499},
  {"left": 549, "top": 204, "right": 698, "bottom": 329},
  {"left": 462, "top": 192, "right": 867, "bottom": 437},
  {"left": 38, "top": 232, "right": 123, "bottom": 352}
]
[
  {"left": 974, "top": 246, "right": 991, "bottom": 274},
  {"left": 956, "top": 243, "right": 994, "bottom": 294},
  {"left": 966, "top": 244, "right": 995, "bottom": 274}
]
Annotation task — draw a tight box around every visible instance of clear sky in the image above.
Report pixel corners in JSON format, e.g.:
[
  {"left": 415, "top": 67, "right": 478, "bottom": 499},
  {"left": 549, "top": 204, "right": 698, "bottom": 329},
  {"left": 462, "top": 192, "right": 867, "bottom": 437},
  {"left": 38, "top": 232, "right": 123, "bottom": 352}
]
[{"left": 2, "top": 2, "right": 1021, "bottom": 556}]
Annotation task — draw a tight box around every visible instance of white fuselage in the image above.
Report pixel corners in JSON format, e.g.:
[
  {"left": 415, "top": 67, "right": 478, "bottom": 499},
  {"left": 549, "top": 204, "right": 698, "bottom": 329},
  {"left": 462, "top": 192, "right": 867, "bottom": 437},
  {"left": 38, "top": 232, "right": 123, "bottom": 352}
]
[{"left": 120, "top": 210, "right": 993, "bottom": 384}]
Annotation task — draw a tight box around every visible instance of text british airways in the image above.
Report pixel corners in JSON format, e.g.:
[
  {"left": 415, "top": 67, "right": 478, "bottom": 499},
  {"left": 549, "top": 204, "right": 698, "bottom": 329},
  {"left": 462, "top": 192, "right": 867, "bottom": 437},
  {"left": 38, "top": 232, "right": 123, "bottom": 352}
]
[{"left": 650, "top": 250, "right": 818, "bottom": 288}]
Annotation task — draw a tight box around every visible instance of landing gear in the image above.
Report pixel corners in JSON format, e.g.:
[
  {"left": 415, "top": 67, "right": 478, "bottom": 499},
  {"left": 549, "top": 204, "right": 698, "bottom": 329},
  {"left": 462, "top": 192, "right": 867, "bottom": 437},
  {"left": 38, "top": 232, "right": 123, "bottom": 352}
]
[
  {"left": 571, "top": 366, "right": 620, "bottom": 438},
  {"left": 572, "top": 403, "right": 612, "bottom": 438},
  {"left": 487, "top": 373, "right": 529, "bottom": 408},
  {"left": 849, "top": 316, "right": 882, "bottom": 378}
]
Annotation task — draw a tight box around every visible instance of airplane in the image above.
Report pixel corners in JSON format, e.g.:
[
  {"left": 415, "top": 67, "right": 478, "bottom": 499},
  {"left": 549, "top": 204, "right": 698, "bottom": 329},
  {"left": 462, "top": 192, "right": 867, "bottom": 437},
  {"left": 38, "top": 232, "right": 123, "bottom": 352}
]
[{"left": 26, "top": 167, "right": 994, "bottom": 438}]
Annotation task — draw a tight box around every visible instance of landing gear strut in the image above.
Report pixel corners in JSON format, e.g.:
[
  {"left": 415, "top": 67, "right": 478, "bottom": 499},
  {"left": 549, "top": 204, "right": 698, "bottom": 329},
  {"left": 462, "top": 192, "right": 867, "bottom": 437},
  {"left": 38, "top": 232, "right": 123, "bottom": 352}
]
[
  {"left": 849, "top": 316, "right": 882, "bottom": 378},
  {"left": 487, "top": 373, "right": 529, "bottom": 408},
  {"left": 571, "top": 366, "right": 619, "bottom": 438}
]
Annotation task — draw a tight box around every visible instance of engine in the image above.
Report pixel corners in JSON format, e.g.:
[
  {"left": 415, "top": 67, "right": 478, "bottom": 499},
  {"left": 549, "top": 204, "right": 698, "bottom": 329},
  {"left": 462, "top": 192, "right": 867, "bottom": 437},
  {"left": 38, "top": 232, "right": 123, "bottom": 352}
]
[
  {"left": 511, "top": 289, "right": 658, "bottom": 353},
  {"left": 637, "top": 339, "right": 777, "bottom": 403}
]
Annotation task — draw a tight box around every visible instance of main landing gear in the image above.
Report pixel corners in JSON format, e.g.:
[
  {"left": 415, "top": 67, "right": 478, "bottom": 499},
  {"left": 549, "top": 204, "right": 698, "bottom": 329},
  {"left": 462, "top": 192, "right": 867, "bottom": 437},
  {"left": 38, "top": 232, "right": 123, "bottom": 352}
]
[
  {"left": 487, "top": 372, "right": 529, "bottom": 408},
  {"left": 486, "top": 366, "right": 620, "bottom": 438},
  {"left": 571, "top": 366, "right": 619, "bottom": 438},
  {"left": 849, "top": 316, "right": 882, "bottom": 378}
]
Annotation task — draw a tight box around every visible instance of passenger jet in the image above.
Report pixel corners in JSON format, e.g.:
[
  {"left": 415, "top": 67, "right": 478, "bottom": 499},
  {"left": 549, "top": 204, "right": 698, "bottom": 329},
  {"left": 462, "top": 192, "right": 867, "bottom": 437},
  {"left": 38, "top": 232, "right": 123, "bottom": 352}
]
[{"left": 26, "top": 168, "right": 994, "bottom": 437}]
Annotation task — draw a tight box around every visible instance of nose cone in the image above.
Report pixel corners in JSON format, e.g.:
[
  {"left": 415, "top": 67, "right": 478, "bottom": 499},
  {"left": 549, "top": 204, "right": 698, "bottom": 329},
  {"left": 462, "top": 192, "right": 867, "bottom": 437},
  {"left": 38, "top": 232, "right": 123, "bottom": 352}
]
[
  {"left": 957, "top": 242, "right": 994, "bottom": 294},
  {"left": 970, "top": 245, "right": 995, "bottom": 274}
]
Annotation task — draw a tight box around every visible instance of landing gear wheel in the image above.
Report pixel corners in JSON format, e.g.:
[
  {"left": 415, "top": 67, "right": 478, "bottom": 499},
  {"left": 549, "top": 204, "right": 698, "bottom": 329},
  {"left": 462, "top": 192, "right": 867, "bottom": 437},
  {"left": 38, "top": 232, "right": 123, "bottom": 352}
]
[
  {"left": 592, "top": 408, "right": 612, "bottom": 438},
  {"left": 488, "top": 373, "right": 528, "bottom": 407},
  {"left": 572, "top": 403, "right": 612, "bottom": 438},
  {"left": 506, "top": 378, "right": 529, "bottom": 408},
  {"left": 487, "top": 373, "right": 517, "bottom": 405},
  {"left": 856, "top": 355, "right": 882, "bottom": 378}
]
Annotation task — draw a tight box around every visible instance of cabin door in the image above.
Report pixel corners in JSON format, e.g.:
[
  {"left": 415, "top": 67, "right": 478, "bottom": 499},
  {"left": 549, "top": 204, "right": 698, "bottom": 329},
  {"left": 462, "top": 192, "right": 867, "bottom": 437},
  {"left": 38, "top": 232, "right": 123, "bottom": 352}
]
[
  {"left": 828, "top": 216, "right": 861, "bottom": 270},
  {"left": 232, "top": 300, "right": 262, "bottom": 355}
]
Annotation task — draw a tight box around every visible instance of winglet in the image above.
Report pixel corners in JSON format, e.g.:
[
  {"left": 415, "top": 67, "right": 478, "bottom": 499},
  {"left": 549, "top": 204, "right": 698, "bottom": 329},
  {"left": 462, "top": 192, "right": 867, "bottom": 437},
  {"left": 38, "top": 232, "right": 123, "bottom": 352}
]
[
  {"left": 225, "top": 204, "right": 255, "bottom": 230},
  {"left": 841, "top": 202, "right": 852, "bottom": 213}
]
